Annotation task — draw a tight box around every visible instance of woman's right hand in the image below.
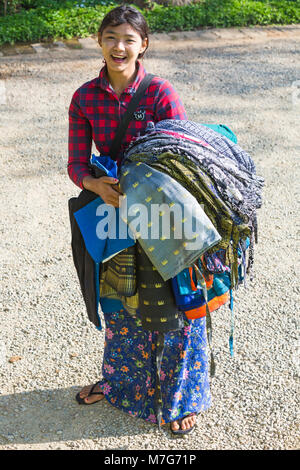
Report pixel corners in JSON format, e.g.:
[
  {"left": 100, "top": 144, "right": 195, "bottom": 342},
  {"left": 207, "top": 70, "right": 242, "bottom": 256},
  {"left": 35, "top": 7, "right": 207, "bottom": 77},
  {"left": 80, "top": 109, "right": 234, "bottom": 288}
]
[{"left": 82, "top": 175, "right": 123, "bottom": 208}]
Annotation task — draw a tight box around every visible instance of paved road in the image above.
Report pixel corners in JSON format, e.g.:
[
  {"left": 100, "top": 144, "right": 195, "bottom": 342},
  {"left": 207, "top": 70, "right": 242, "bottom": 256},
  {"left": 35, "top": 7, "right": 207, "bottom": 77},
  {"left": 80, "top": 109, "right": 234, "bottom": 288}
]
[{"left": 0, "top": 27, "right": 299, "bottom": 450}]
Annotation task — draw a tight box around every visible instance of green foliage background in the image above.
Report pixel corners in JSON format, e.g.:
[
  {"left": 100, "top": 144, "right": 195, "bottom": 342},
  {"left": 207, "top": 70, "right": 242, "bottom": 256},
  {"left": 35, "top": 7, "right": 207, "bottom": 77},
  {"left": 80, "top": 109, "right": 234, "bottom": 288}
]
[{"left": 0, "top": 0, "right": 299, "bottom": 46}]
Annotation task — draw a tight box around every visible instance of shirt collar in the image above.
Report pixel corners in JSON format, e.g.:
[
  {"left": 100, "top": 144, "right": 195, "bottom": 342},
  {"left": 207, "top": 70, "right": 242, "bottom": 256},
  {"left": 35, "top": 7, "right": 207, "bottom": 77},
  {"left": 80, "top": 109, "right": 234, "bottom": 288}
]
[{"left": 94, "top": 60, "right": 146, "bottom": 95}]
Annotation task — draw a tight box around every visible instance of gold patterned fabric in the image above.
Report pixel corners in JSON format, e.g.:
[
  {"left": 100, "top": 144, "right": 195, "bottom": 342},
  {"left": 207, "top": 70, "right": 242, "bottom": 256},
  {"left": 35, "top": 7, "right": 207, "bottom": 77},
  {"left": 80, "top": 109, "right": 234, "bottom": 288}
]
[
  {"left": 136, "top": 242, "right": 184, "bottom": 333},
  {"left": 104, "top": 245, "right": 137, "bottom": 297},
  {"left": 99, "top": 262, "right": 139, "bottom": 316}
]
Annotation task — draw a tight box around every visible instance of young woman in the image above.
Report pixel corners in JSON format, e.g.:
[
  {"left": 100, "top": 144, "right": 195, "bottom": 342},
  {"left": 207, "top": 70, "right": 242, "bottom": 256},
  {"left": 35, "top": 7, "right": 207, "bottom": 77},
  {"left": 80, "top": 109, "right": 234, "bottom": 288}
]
[{"left": 68, "top": 5, "right": 211, "bottom": 435}]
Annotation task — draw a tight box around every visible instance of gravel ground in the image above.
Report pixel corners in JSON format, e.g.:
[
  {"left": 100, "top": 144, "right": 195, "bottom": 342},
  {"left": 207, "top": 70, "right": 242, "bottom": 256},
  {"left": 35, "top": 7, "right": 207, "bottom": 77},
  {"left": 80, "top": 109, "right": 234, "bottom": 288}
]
[{"left": 0, "top": 31, "right": 299, "bottom": 450}]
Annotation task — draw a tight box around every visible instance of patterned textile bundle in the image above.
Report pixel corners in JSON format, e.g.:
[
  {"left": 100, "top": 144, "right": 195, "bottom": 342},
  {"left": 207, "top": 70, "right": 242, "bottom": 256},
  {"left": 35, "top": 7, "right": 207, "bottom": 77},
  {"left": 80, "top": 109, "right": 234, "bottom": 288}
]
[
  {"left": 104, "top": 245, "right": 137, "bottom": 297},
  {"left": 124, "top": 120, "right": 264, "bottom": 284},
  {"left": 136, "top": 242, "right": 185, "bottom": 333},
  {"left": 97, "top": 121, "right": 262, "bottom": 411},
  {"left": 124, "top": 151, "right": 250, "bottom": 288},
  {"left": 125, "top": 120, "right": 264, "bottom": 229},
  {"left": 99, "top": 264, "right": 139, "bottom": 316}
]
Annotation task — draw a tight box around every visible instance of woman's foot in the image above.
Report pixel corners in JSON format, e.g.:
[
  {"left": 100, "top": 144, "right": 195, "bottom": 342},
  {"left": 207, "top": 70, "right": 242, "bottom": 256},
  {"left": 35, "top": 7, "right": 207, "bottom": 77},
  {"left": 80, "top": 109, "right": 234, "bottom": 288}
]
[
  {"left": 76, "top": 382, "right": 105, "bottom": 405},
  {"left": 170, "top": 413, "right": 197, "bottom": 435}
]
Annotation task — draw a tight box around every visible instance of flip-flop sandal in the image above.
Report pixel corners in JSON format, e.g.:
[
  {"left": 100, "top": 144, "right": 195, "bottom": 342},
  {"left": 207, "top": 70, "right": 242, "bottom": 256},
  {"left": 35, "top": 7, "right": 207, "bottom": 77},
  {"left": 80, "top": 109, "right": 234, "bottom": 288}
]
[
  {"left": 75, "top": 381, "right": 104, "bottom": 405},
  {"left": 170, "top": 412, "right": 197, "bottom": 436}
]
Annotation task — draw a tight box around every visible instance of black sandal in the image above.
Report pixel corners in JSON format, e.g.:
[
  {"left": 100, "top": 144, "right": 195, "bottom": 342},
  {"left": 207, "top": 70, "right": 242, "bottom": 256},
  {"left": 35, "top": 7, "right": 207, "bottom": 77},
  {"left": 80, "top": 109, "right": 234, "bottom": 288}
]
[
  {"left": 170, "top": 412, "right": 197, "bottom": 436},
  {"left": 75, "top": 381, "right": 104, "bottom": 405}
]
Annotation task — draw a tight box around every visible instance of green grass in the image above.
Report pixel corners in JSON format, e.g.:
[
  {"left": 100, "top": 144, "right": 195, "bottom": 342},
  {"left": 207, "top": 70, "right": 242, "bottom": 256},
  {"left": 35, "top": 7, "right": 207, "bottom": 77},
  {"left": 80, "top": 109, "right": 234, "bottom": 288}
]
[{"left": 0, "top": 1, "right": 299, "bottom": 46}]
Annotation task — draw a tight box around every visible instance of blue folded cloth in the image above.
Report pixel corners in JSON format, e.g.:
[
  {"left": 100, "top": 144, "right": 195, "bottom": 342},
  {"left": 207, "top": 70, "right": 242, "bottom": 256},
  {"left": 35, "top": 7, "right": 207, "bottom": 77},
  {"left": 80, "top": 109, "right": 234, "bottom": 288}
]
[
  {"left": 90, "top": 154, "right": 119, "bottom": 178},
  {"left": 74, "top": 197, "right": 135, "bottom": 263},
  {"left": 74, "top": 154, "right": 135, "bottom": 264}
]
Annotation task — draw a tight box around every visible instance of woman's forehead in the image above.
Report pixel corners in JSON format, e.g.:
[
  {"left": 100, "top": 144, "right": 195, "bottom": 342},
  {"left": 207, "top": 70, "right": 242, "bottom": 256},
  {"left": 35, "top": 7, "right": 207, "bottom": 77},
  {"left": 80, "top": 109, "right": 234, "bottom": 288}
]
[{"left": 102, "top": 23, "right": 141, "bottom": 37}]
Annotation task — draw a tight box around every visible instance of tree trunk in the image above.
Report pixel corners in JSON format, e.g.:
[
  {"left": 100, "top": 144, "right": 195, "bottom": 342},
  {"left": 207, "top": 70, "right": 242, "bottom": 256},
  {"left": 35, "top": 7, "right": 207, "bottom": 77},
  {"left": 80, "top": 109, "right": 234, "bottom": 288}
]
[{"left": 3, "top": 0, "right": 8, "bottom": 16}]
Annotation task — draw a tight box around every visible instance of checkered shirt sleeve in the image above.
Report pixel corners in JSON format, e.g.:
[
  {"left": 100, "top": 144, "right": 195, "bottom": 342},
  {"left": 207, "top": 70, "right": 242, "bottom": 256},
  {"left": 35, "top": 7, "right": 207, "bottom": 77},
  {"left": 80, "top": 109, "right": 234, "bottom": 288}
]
[{"left": 68, "top": 89, "right": 93, "bottom": 189}]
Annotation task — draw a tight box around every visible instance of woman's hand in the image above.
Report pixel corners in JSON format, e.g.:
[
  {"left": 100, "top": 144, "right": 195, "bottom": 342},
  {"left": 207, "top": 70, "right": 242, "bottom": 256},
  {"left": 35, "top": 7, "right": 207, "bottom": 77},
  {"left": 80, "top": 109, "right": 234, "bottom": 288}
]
[{"left": 82, "top": 175, "right": 123, "bottom": 208}]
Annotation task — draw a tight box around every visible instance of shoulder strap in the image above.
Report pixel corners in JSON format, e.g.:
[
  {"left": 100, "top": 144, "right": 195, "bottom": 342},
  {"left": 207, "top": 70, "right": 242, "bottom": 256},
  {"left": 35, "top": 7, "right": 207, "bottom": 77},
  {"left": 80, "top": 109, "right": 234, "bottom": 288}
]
[{"left": 109, "top": 73, "right": 155, "bottom": 160}]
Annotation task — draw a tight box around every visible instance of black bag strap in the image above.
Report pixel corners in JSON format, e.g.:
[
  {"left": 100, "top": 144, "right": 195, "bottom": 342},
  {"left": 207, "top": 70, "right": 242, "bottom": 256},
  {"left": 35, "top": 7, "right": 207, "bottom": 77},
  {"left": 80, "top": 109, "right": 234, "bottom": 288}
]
[{"left": 109, "top": 73, "right": 155, "bottom": 160}]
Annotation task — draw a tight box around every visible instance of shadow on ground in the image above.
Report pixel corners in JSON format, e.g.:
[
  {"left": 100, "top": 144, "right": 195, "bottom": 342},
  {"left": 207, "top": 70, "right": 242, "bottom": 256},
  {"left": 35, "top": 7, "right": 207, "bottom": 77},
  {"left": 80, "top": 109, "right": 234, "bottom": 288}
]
[{"left": 0, "top": 386, "right": 156, "bottom": 445}]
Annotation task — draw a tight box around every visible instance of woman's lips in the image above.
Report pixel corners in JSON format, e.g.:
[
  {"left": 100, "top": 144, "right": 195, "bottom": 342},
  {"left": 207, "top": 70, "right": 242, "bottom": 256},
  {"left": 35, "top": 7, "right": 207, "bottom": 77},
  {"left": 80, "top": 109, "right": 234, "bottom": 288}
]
[{"left": 111, "top": 55, "right": 126, "bottom": 63}]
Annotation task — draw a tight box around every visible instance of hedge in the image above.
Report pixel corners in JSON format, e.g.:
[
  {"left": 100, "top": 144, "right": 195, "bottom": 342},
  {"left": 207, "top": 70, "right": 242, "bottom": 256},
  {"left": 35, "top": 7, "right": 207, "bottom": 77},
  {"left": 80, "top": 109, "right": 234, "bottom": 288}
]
[{"left": 0, "top": 1, "right": 299, "bottom": 46}]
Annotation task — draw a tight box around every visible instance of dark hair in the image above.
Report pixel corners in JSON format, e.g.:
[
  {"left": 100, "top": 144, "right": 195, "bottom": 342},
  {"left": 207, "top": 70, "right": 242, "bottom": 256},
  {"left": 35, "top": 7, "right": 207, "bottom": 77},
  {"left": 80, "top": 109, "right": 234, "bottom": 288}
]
[{"left": 98, "top": 4, "right": 149, "bottom": 59}]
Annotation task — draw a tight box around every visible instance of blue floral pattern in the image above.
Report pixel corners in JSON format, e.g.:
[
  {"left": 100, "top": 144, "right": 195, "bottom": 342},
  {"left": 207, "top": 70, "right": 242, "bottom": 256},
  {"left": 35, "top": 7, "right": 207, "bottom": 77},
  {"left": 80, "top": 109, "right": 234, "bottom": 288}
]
[{"left": 97, "top": 309, "right": 211, "bottom": 425}]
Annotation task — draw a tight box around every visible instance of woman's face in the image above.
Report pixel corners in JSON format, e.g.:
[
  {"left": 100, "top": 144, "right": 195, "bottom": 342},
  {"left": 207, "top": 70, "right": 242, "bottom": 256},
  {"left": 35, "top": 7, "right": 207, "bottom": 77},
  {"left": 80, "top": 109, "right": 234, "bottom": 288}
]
[{"left": 99, "top": 23, "right": 148, "bottom": 76}]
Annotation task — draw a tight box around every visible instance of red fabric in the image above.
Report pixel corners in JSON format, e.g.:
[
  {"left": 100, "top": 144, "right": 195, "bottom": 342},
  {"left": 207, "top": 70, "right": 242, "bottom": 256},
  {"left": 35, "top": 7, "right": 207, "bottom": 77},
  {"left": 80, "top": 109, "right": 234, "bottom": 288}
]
[{"left": 68, "top": 61, "right": 187, "bottom": 189}]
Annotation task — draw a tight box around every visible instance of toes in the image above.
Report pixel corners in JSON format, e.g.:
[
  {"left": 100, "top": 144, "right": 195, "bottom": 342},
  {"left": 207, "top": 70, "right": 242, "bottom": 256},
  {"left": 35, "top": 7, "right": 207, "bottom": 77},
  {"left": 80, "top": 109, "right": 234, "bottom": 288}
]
[
  {"left": 171, "top": 420, "right": 180, "bottom": 431},
  {"left": 84, "top": 394, "right": 103, "bottom": 404},
  {"left": 79, "top": 386, "right": 90, "bottom": 398},
  {"left": 188, "top": 417, "right": 195, "bottom": 429},
  {"left": 188, "top": 416, "right": 196, "bottom": 428},
  {"left": 181, "top": 416, "right": 196, "bottom": 430},
  {"left": 171, "top": 415, "right": 197, "bottom": 433},
  {"left": 181, "top": 417, "right": 187, "bottom": 430},
  {"left": 83, "top": 395, "right": 93, "bottom": 404},
  {"left": 79, "top": 384, "right": 97, "bottom": 398}
]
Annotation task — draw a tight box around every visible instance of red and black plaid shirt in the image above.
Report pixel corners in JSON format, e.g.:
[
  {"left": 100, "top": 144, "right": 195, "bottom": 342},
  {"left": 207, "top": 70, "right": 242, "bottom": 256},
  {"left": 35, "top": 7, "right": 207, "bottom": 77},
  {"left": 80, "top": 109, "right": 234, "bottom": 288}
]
[{"left": 68, "top": 61, "right": 187, "bottom": 189}]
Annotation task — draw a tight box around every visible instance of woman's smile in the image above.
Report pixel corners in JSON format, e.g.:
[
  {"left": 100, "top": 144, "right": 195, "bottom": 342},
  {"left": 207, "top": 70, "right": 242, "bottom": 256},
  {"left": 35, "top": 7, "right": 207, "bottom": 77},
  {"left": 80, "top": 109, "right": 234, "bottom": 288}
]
[{"left": 111, "top": 54, "right": 127, "bottom": 63}]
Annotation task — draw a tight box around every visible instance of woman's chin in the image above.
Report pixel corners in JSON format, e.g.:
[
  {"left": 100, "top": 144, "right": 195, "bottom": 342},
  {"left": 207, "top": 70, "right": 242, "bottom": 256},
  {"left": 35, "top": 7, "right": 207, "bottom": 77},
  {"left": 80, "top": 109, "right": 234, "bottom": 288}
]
[
  {"left": 107, "top": 60, "right": 136, "bottom": 75},
  {"left": 108, "top": 62, "right": 127, "bottom": 72}
]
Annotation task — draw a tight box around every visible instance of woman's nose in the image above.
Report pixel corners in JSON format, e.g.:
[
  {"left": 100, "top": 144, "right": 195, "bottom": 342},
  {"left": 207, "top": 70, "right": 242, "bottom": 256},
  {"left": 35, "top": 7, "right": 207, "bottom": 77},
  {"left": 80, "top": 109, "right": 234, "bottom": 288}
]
[{"left": 113, "top": 40, "right": 125, "bottom": 51}]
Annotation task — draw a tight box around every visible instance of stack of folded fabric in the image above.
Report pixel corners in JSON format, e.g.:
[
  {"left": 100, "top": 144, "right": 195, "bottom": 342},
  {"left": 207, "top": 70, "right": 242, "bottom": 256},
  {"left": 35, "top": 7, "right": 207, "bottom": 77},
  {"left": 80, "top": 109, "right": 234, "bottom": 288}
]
[
  {"left": 124, "top": 120, "right": 264, "bottom": 286},
  {"left": 117, "top": 120, "right": 263, "bottom": 355},
  {"left": 94, "top": 121, "right": 264, "bottom": 339},
  {"left": 72, "top": 121, "right": 264, "bottom": 347},
  {"left": 71, "top": 121, "right": 263, "bottom": 430}
]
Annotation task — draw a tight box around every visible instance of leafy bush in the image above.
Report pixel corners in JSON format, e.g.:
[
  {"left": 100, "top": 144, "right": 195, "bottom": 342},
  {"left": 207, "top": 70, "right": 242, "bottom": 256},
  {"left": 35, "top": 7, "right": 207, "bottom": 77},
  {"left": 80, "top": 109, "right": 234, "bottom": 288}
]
[
  {"left": 202, "top": 0, "right": 300, "bottom": 28},
  {"left": 0, "top": 0, "right": 299, "bottom": 46},
  {"left": 145, "top": 1, "right": 300, "bottom": 31},
  {"left": 145, "top": 3, "right": 207, "bottom": 32},
  {"left": 0, "top": 4, "right": 115, "bottom": 44}
]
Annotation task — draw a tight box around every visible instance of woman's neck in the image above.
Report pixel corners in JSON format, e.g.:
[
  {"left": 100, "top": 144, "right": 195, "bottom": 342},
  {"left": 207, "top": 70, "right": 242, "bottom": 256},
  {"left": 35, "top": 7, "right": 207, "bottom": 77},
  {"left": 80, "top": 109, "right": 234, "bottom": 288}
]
[{"left": 107, "top": 64, "right": 138, "bottom": 97}]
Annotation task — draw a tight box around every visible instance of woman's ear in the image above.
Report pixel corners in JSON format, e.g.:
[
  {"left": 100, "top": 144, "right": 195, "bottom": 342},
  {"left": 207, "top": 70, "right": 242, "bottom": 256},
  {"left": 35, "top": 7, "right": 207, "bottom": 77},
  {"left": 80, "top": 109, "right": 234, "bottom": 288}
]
[{"left": 140, "top": 37, "right": 148, "bottom": 55}]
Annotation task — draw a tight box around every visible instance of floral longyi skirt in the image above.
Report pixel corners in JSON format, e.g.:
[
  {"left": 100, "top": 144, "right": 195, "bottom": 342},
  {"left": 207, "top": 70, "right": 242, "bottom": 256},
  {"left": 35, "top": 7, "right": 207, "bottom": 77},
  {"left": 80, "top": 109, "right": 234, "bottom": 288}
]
[{"left": 97, "top": 308, "right": 211, "bottom": 425}]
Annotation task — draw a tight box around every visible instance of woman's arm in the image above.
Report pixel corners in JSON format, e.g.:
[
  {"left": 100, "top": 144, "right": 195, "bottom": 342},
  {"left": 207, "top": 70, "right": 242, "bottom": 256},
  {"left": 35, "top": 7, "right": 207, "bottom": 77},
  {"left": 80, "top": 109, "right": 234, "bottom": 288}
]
[
  {"left": 68, "top": 90, "right": 93, "bottom": 190},
  {"left": 154, "top": 79, "right": 187, "bottom": 122},
  {"left": 68, "top": 90, "right": 121, "bottom": 206}
]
